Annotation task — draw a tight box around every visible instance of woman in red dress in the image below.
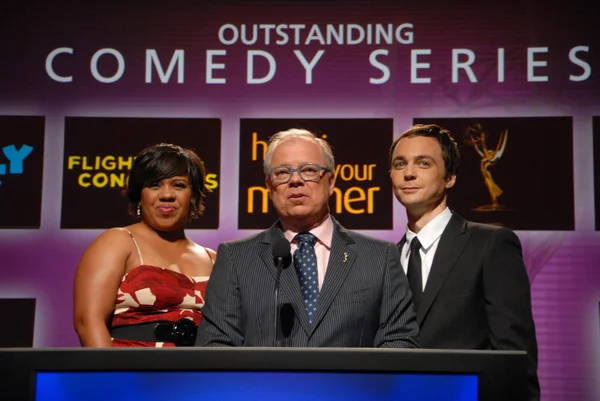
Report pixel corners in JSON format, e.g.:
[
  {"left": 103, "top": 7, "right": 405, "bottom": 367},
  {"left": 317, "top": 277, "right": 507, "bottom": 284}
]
[{"left": 73, "top": 143, "right": 215, "bottom": 347}]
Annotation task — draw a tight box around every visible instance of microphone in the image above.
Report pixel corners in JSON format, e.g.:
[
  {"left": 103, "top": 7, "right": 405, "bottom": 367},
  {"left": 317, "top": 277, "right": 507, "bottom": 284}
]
[
  {"left": 279, "top": 303, "right": 295, "bottom": 344},
  {"left": 272, "top": 238, "right": 290, "bottom": 347}
]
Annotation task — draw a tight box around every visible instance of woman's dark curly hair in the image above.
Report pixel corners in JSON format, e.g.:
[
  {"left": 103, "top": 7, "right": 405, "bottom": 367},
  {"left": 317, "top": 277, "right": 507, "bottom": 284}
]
[{"left": 125, "top": 143, "right": 208, "bottom": 219}]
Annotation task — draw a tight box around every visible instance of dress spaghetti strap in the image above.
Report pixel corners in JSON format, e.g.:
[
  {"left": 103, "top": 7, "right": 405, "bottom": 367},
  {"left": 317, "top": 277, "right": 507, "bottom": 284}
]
[
  {"left": 204, "top": 246, "right": 215, "bottom": 264},
  {"left": 124, "top": 228, "right": 144, "bottom": 265}
]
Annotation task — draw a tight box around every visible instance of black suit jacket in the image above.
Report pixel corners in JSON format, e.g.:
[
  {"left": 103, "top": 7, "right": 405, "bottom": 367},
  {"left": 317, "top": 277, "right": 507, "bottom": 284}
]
[
  {"left": 198, "top": 217, "right": 419, "bottom": 347},
  {"left": 399, "top": 213, "right": 539, "bottom": 400}
]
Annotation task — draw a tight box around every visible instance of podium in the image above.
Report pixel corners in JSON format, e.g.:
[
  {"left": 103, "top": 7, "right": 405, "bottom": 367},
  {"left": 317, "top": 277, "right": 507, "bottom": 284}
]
[{"left": 0, "top": 348, "right": 527, "bottom": 401}]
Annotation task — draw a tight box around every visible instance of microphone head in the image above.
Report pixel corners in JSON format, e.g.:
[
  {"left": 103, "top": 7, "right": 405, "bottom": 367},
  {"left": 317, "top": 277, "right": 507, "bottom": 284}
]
[
  {"left": 272, "top": 238, "right": 291, "bottom": 260},
  {"left": 279, "top": 303, "right": 295, "bottom": 338}
]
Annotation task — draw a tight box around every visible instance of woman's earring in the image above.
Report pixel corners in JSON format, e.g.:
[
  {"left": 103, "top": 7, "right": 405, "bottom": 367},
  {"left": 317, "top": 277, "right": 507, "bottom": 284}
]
[{"left": 136, "top": 204, "right": 141, "bottom": 217}]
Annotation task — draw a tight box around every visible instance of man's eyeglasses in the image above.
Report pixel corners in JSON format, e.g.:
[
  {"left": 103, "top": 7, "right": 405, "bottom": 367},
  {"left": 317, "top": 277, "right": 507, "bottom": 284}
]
[{"left": 269, "top": 163, "right": 331, "bottom": 184}]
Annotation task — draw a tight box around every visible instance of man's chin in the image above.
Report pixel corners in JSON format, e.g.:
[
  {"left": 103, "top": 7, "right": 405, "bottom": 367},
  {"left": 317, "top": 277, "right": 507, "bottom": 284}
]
[
  {"left": 398, "top": 196, "right": 421, "bottom": 207},
  {"left": 401, "top": 199, "right": 429, "bottom": 214},
  {"left": 281, "top": 204, "right": 318, "bottom": 220},
  {"left": 287, "top": 208, "right": 312, "bottom": 218}
]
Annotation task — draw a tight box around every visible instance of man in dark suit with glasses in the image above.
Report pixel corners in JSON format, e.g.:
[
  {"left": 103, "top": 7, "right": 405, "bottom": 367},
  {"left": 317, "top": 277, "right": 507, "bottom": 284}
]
[{"left": 197, "top": 128, "right": 419, "bottom": 348}]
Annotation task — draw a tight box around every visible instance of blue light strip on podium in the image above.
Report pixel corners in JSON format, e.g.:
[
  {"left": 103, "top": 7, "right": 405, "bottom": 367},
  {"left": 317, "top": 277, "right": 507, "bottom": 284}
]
[{"left": 36, "top": 371, "right": 477, "bottom": 401}]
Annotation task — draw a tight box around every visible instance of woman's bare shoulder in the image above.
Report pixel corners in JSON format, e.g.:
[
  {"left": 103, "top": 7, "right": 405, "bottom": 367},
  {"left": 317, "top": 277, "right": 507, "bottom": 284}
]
[
  {"left": 189, "top": 241, "right": 217, "bottom": 262},
  {"left": 85, "top": 227, "right": 133, "bottom": 253}
]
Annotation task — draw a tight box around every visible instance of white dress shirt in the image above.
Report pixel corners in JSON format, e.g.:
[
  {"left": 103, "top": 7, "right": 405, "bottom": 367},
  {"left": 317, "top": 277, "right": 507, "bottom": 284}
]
[{"left": 401, "top": 208, "right": 453, "bottom": 291}]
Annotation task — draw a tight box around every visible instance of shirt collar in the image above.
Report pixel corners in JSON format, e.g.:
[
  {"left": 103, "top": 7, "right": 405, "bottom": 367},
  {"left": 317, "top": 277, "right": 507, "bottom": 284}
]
[
  {"left": 405, "top": 207, "right": 452, "bottom": 251},
  {"left": 283, "top": 215, "right": 334, "bottom": 249}
]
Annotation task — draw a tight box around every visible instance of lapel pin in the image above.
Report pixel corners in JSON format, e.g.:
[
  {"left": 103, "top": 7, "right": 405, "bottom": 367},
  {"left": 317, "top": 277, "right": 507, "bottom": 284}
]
[{"left": 343, "top": 252, "right": 348, "bottom": 263}]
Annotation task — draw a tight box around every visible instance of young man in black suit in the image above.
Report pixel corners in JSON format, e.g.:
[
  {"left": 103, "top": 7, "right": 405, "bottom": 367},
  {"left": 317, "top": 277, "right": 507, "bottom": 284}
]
[{"left": 389, "top": 124, "right": 539, "bottom": 400}]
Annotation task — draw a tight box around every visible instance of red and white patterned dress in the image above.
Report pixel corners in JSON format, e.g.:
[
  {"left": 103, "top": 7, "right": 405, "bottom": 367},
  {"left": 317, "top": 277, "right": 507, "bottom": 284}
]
[{"left": 110, "top": 230, "right": 211, "bottom": 347}]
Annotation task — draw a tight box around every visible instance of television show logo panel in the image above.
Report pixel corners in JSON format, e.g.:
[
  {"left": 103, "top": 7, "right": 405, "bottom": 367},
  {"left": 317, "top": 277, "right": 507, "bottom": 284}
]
[
  {"left": 238, "top": 118, "right": 393, "bottom": 230},
  {"left": 413, "top": 117, "right": 574, "bottom": 231},
  {"left": 61, "top": 117, "right": 221, "bottom": 229},
  {"left": 0, "top": 115, "right": 45, "bottom": 229}
]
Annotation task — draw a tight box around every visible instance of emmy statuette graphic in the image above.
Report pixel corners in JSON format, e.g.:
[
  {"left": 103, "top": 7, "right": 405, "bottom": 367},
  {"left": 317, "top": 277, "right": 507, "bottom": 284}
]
[{"left": 465, "top": 124, "right": 512, "bottom": 212}]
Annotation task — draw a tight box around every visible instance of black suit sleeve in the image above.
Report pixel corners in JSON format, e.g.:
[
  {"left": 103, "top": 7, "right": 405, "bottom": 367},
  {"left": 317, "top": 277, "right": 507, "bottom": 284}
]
[
  {"left": 374, "top": 242, "right": 420, "bottom": 348},
  {"left": 196, "top": 242, "right": 244, "bottom": 346},
  {"left": 483, "top": 228, "right": 540, "bottom": 400}
]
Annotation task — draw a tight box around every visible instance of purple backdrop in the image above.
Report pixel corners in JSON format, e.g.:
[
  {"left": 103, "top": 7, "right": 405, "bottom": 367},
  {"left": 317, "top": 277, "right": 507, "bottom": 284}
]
[{"left": 1, "top": 1, "right": 599, "bottom": 401}]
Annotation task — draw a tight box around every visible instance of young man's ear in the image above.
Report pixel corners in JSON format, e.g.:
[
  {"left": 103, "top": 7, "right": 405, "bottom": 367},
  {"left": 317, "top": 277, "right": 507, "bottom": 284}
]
[{"left": 445, "top": 174, "right": 457, "bottom": 189}]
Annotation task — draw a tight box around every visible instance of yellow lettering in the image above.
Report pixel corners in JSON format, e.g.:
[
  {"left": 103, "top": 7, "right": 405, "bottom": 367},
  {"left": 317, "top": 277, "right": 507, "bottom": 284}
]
[
  {"left": 344, "top": 187, "right": 366, "bottom": 214},
  {"left": 334, "top": 164, "right": 341, "bottom": 177},
  {"left": 92, "top": 173, "right": 108, "bottom": 187},
  {"left": 78, "top": 172, "right": 128, "bottom": 188},
  {"left": 252, "top": 132, "right": 268, "bottom": 162},
  {"left": 101, "top": 156, "right": 116, "bottom": 170},
  {"left": 354, "top": 164, "right": 370, "bottom": 181},
  {"left": 339, "top": 164, "right": 353, "bottom": 181},
  {"left": 333, "top": 164, "right": 377, "bottom": 182},
  {"left": 70, "top": 155, "right": 137, "bottom": 171},
  {"left": 366, "top": 187, "right": 379, "bottom": 213},
  {"left": 331, "top": 186, "right": 379, "bottom": 214},
  {"left": 332, "top": 187, "right": 343, "bottom": 213},
  {"left": 110, "top": 173, "right": 125, "bottom": 187},
  {"left": 118, "top": 156, "right": 134, "bottom": 170},
  {"left": 78, "top": 173, "right": 91, "bottom": 187},
  {"left": 205, "top": 173, "right": 218, "bottom": 190},
  {"left": 69, "top": 156, "right": 138, "bottom": 171},
  {"left": 81, "top": 156, "right": 93, "bottom": 171},
  {"left": 68, "top": 156, "right": 81, "bottom": 170},
  {"left": 247, "top": 186, "right": 269, "bottom": 213},
  {"left": 368, "top": 164, "right": 376, "bottom": 181}
]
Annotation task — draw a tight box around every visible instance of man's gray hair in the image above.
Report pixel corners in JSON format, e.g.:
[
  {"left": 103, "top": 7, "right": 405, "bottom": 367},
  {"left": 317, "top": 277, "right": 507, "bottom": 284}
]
[{"left": 263, "top": 128, "right": 335, "bottom": 176}]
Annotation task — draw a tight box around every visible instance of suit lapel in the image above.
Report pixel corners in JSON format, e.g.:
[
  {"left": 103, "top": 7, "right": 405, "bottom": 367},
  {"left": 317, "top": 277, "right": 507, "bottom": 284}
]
[
  {"left": 258, "top": 226, "right": 280, "bottom": 281},
  {"left": 309, "top": 219, "right": 356, "bottom": 333},
  {"left": 417, "top": 213, "right": 470, "bottom": 325},
  {"left": 260, "top": 223, "right": 311, "bottom": 335}
]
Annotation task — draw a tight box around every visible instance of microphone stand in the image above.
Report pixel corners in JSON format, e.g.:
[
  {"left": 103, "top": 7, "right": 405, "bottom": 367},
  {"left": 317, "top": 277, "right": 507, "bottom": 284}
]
[{"left": 273, "top": 255, "right": 283, "bottom": 347}]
